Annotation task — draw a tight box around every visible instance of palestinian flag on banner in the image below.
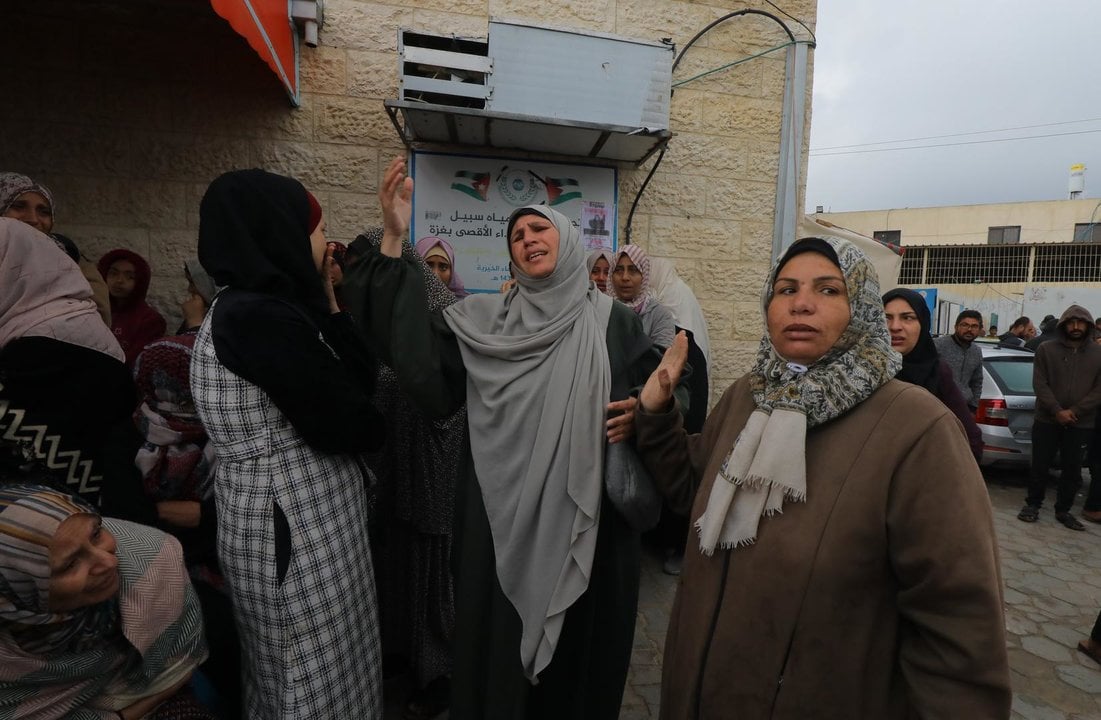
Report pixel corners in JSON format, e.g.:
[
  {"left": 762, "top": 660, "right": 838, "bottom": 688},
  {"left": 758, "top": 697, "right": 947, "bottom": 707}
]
[
  {"left": 545, "top": 177, "right": 581, "bottom": 205},
  {"left": 451, "top": 170, "right": 491, "bottom": 201}
]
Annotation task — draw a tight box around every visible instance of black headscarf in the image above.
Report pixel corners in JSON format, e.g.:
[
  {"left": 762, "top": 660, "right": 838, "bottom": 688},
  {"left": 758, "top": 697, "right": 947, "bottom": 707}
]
[
  {"left": 882, "top": 287, "right": 940, "bottom": 393},
  {"left": 198, "top": 169, "right": 326, "bottom": 314}
]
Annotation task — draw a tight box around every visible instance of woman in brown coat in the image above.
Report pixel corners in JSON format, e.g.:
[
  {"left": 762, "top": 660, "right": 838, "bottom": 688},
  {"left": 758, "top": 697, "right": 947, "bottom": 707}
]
[{"left": 635, "top": 236, "right": 1011, "bottom": 719}]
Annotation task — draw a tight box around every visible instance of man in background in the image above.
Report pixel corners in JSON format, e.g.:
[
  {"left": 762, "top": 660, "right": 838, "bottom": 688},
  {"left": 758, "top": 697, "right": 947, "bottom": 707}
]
[
  {"left": 934, "top": 310, "right": 985, "bottom": 411},
  {"left": 1026, "top": 314, "right": 1058, "bottom": 351},
  {"left": 1018, "top": 305, "right": 1101, "bottom": 530},
  {"left": 998, "top": 316, "right": 1036, "bottom": 348}
]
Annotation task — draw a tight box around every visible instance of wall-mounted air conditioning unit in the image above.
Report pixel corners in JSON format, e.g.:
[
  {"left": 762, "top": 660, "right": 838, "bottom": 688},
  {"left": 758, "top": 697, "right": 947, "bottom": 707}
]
[{"left": 387, "top": 19, "right": 674, "bottom": 164}]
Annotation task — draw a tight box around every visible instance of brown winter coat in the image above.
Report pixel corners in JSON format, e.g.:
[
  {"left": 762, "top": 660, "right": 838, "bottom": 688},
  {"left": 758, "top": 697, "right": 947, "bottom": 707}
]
[{"left": 635, "top": 377, "right": 1011, "bottom": 720}]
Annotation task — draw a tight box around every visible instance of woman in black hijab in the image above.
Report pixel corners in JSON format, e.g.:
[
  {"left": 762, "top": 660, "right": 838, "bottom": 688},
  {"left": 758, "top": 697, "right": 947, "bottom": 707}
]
[
  {"left": 190, "top": 169, "right": 387, "bottom": 719},
  {"left": 883, "top": 288, "right": 982, "bottom": 461}
]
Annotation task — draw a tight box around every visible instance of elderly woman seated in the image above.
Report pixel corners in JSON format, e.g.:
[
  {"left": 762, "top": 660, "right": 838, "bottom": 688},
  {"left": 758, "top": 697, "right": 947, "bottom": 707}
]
[{"left": 0, "top": 484, "right": 210, "bottom": 719}]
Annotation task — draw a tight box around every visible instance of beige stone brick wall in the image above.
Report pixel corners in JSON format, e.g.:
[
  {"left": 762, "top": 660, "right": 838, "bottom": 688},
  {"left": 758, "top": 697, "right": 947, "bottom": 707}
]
[{"left": 3, "top": 0, "right": 816, "bottom": 403}]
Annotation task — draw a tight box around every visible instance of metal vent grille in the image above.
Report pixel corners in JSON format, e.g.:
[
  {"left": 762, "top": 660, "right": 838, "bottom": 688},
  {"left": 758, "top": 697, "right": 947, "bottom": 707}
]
[
  {"left": 899, "top": 249, "right": 923, "bottom": 284},
  {"left": 925, "top": 245, "right": 1029, "bottom": 284},
  {"left": 1033, "top": 244, "right": 1101, "bottom": 282}
]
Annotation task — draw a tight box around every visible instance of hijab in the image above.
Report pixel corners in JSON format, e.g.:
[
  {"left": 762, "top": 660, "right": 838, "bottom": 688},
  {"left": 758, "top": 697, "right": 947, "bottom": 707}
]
[
  {"left": 0, "top": 484, "right": 206, "bottom": 719},
  {"left": 442, "top": 205, "right": 612, "bottom": 681},
  {"left": 0, "top": 218, "right": 123, "bottom": 361},
  {"left": 882, "top": 287, "right": 940, "bottom": 394},
  {"left": 198, "top": 168, "right": 327, "bottom": 315},
  {"left": 184, "top": 257, "right": 217, "bottom": 305},
  {"left": 0, "top": 485, "right": 109, "bottom": 653},
  {"left": 649, "top": 257, "right": 712, "bottom": 367},
  {"left": 695, "top": 236, "right": 901, "bottom": 553},
  {"left": 610, "top": 244, "right": 653, "bottom": 313},
  {"left": 414, "top": 236, "right": 469, "bottom": 298},
  {"left": 0, "top": 172, "right": 54, "bottom": 217},
  {"left": 586, "top": 248, "right": 614, "bottom": 280}
]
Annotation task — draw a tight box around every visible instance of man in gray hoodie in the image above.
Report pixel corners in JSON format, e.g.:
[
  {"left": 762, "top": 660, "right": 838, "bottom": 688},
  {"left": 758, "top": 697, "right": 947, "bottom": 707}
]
[{"left": 1018, "top": 304, "right": 1101, "bottom": 530}]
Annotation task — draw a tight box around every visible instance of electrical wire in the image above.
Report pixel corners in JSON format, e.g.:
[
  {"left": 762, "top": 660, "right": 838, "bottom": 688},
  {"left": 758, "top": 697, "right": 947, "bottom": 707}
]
[
  {"left": 761, "top": 0, "right": 816, "bottom": 43},
  {"left": 672, "top": 41, "right": 798, "bottom": 89},
  {"left": 812, "top": 116, "right": 1101, "bottom": 152},
  {"left": 625, "top": 7, "right": 802, "bottom": 243},
  {"left": 809, "top": 127, "right": 1101, "bottom": 157}
]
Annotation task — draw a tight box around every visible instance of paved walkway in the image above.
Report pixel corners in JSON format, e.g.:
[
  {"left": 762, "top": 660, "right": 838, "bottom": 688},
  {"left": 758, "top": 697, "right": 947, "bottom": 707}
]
[{"left": 622, "top": 467, "right": 1101, "bottom": 719}]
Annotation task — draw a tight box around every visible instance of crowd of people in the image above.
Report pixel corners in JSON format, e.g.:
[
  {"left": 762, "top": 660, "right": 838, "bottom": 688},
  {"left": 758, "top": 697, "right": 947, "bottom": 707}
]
[{"left": 17, "top": 155, "right": 1101, "bottom": 718}]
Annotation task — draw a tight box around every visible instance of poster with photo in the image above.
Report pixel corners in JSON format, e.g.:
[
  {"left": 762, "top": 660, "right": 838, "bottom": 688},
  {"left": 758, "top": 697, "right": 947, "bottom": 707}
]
[{"left": 411, "top": 151, "right": 618, "bottom": 293}]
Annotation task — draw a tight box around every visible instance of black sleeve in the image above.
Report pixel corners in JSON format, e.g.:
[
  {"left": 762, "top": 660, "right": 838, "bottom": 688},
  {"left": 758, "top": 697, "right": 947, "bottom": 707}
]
[
  {"left": 340, "top": 244, "right": 468, "bottom": 419},
  {"left": 211, "top": 293, "right": 385, "bottom": 454}
]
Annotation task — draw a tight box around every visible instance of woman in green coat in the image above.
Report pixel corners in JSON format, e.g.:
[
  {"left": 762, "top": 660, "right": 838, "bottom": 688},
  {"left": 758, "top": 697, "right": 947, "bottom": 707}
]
[{"left": 343, "top": 156, "right": 685, "bottom": 719}]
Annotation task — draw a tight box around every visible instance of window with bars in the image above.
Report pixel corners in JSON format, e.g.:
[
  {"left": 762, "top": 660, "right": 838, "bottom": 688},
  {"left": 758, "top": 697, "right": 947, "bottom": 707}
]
[
  {"left": 1033, "top": 244, "right": 1101, "bottom": 282},
  {"left": 925, "top": 245, "right": 1029, "bottom": 284},
  {"left": 1073, "top": 223, "right": 1101, "bottom": 243},
  {"left": 987, "top": 226, "right": 1021, "bottom": 244},
  {"left": 899, "top": 248, "right": 924, "bottom": 284}
]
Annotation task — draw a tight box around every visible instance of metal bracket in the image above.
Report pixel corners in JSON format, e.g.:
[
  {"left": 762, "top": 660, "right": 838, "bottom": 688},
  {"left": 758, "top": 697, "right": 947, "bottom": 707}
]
[{"left": 291, "top": 0, "right": 324, "bottom": 48}]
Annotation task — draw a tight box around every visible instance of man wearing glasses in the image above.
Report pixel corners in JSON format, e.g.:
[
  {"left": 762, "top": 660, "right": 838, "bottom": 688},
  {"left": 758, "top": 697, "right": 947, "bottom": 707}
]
[{"left": 934, "top": 310, "right": 985, "bottom": 412}]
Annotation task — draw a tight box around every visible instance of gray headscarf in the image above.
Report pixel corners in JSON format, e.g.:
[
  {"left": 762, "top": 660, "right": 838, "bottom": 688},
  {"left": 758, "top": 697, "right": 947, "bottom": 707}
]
[
  {"left": 442, "top": 205, "right": 612, "bottom": 681},
  {"left": 183, "top": 257, "right": 217, "bottom": 305}
]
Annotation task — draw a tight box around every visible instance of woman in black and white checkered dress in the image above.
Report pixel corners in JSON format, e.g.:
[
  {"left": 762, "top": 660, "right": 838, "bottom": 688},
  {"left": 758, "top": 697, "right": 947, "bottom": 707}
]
[{"left": 190, "top": 170, "right": 386, "bottom": 719}]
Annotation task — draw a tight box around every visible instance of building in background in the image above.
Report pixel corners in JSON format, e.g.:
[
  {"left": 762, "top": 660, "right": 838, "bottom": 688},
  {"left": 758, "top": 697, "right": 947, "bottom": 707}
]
[
  {"left": 815, "top": 197, "right": 1101, "bottom": 333},
  {"left": 2, "top": 0, "right": 818, "bottom": 403}
]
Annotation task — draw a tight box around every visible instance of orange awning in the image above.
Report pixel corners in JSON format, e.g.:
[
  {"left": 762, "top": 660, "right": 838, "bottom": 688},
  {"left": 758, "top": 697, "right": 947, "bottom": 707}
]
[{"left": 210, "top": 0, "right": 299, "bottom": 105}]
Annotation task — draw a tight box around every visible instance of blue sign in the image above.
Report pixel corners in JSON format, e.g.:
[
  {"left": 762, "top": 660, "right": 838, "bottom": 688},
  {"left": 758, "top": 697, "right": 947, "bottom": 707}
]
[{"left": 912, "top": 287, "right": 938, "bottom": 317}]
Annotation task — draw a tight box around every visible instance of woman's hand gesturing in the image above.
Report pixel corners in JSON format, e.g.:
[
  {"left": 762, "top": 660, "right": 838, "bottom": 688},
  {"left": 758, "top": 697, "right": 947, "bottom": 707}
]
[
  {"left": 379, "top": 156, "right": 413, "bottom": 258},
  {"left": 639, "top": 331, "right": 689, "bottom": 414}
]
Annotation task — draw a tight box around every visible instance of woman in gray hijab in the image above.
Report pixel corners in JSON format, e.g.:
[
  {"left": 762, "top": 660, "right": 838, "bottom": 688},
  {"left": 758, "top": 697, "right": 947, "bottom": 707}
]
[{"left": 342, "top": 156, "right": 686, "bottom": 720}]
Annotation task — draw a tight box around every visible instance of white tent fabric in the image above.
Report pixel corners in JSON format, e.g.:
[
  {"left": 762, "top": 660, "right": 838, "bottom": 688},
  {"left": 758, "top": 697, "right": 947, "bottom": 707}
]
[{"left": 799, "top": 216, "right": 902, "bottom": 291}]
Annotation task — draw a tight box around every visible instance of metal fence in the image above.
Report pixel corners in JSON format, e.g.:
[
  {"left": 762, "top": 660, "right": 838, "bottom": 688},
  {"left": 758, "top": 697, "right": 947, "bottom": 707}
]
[{"left": 899, "top": 243, "right": 1101, "bottom": 284}]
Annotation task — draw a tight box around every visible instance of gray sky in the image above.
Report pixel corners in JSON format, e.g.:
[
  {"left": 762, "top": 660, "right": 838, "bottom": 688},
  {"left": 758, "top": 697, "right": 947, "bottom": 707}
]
[{"left": 805, "top": 0, "right": 1101, "bottom": 213}]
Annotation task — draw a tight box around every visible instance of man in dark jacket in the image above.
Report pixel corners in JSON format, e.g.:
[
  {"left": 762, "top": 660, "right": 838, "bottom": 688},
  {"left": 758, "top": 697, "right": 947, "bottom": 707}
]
[
  {"left": 1018, "top": 305, "right": 1101, "bottom": 530},
  {"left": 1025, "top": 314, "right": 1058, "bottom": 351},
  {"left": 998, "top": 316, "right": 1035, "bottom": 348}
]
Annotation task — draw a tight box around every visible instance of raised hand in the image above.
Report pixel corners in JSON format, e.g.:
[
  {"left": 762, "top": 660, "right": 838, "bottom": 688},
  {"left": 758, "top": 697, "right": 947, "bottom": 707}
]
[
  {"left": 379, "top": 155, "right": 413, "bottom": 258},
  {"left": 639, "top": 331, "right": 689, "bottom": 413}
]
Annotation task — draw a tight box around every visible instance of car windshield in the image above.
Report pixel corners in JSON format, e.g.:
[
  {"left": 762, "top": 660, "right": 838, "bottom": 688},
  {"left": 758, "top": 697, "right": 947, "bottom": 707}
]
[{"left": 985, "top": 357, "right": 1034, "bottom": 395}]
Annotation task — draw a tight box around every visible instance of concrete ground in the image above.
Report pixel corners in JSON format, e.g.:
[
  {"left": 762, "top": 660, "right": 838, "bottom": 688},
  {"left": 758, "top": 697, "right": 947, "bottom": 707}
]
[{"left": 622, "top": 466, "right": 1101, "bottom": 720}]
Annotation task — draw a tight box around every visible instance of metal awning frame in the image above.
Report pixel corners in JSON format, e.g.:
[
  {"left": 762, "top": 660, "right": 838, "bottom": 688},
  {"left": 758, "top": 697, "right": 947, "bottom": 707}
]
[{"left": 384, "top": 99, "right": 672, "bottom": 167}]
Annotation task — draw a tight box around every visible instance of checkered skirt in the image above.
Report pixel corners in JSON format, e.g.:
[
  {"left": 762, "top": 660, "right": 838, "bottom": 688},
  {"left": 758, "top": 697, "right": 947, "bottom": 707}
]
[{"left": 190, "top": 307, "right": 381, "bottom": 719}]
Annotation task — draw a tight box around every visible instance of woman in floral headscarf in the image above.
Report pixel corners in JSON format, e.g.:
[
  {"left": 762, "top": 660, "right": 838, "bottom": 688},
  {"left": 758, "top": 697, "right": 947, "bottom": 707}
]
[
  {"left": 633, "top": 236, "right": 1011, "bottom": 719},
  {"left": 608, "top": 244, "right": 676, "bottom": 348}
]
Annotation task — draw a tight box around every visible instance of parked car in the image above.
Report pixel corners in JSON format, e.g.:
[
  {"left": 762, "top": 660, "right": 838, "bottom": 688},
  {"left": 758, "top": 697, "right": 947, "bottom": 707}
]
[{"left": 976, "top": 344, "right": 1035, "bottom": 466}]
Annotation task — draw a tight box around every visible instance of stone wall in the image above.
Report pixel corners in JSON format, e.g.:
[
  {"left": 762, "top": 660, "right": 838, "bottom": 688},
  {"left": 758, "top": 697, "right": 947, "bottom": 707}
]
[{"left": 2, "top": 0, "right": 816, "bottom": 403}]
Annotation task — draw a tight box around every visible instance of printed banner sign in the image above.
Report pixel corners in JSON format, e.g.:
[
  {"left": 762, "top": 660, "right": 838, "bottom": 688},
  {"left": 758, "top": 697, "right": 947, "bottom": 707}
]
[{"left": 411, "top": 152, "right": 617, "bottom": 293}]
